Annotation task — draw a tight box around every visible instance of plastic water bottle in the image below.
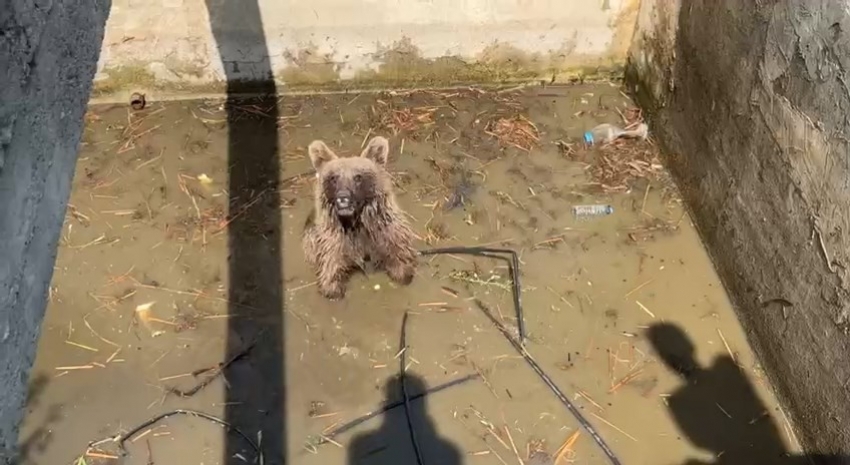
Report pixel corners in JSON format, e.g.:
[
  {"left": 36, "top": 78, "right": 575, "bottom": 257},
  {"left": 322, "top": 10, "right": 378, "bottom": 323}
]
[
  {"left": 584, "top": 123, "right": 649, "bottom": 145},
  {"left": 573, "top": 204, "right": 614, "bottom": 217}
]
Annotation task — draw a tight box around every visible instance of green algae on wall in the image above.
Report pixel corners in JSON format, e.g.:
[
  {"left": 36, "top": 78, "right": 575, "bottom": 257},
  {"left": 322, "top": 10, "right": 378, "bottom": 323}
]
[
  {"left": 92, "top": 65, "right": 160, "bottom": 97},
  {"left": 284, "top": 37, "right": 624, "bottom": 91},
  {"left": 352, "top": 38, "right": 545, "bottom": 86},
  {"left": 92, "top": 38, "right": 626, "bottom": 98},
  {"left": 279, "top": 43, "right": 342, "bottom": 87},
  {"left": 92, "top": 62, "right": 227, "bottom": 98}
]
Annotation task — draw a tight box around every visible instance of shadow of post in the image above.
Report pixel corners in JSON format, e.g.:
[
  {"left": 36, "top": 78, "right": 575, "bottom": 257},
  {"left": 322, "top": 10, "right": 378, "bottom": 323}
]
[{"left": 201, "top": 1, "right": 284, "bottom": 464}]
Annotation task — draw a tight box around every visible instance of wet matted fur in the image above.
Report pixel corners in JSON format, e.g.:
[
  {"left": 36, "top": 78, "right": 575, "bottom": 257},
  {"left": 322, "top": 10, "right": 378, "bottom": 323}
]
[{"left": 302, "top": 136, "right": 418, "bottom": 300}]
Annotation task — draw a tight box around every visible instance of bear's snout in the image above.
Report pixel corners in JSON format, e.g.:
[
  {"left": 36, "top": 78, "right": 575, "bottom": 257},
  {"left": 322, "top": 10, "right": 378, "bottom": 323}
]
[
  {"left": 334, "top": 190, "right": 354, "bottom": 215},
  {"left": 335, "top": 194, "right": 351, "bottom": 208}
]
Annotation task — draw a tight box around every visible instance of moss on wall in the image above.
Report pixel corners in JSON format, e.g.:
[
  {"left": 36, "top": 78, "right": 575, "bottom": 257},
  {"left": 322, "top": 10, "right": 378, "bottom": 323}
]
[
  {"left": 92, "top": 37, "right": 626, "bottom": 99},
  {"left": 92, "top": 62, "right": 228, "bottom": 98}
]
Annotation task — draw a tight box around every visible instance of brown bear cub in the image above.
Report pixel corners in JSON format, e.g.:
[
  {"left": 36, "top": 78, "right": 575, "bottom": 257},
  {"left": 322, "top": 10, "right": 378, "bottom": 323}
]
[{"left": 302, "top": 136, "right": 418, "bottom": 300}]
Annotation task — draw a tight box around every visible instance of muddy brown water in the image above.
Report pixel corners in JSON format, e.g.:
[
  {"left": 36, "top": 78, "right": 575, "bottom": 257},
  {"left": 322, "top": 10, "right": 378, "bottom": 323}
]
[{"left": 19, "top": 85, "right": 801, "bottom": 465}]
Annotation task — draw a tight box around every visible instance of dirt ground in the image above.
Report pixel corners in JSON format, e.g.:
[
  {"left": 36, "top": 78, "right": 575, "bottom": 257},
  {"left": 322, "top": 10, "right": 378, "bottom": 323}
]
[{"left": 18, "top": 85, "right": 802, "bottom": 465}]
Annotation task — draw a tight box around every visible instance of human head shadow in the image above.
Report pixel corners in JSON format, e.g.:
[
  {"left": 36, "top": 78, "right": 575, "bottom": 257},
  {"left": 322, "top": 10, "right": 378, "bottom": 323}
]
[
  {"left": 16, "top": 374, "right": 62, "bottom": 465},
  {"left": 646, "top": 322, "right": 850, "bottom": 465},
  {"left": 202, "top": 0, "right": 284, "bottom": 464},
  {"left": 347, "top": 373, "right": 463, "bottom": 465}
]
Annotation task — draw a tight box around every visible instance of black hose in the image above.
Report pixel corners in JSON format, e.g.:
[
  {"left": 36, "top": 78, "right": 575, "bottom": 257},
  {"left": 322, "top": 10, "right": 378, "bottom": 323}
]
[
  {"left": 474, "top": 299, "right": 622, "bottom": 465},
  {"left": 311, "top": 373, "right": 478, "bottom": 447},
  {"left": 420, "top": 246, "right": 621, "bottom": 464},
  {"left": 400, "top": 311, "right": 426, "bottom": 465},
  {"left": 419, "top": 247, "right": 524, "bottom": 342}
]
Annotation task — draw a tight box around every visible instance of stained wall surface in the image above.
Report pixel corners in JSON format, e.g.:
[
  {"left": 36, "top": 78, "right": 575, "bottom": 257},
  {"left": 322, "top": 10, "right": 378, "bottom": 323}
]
[
  {"left": 629, "top": 0, "right": 850, "bottom": 459},
  {"left": 0, "top": 0, "right": 110, "bottom": 461},
  {"left": 93, "top": 0, "right": 640, "bottom": 97}
]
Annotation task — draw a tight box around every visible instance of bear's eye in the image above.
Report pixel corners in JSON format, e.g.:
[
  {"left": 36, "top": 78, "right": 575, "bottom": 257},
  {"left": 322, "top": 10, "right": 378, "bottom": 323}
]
[
  {"left": 354, "top": 174, "right": 362, "bottom": 183},
  {"left": 326, "top": 174, "right": 338, "bottom": 183}
]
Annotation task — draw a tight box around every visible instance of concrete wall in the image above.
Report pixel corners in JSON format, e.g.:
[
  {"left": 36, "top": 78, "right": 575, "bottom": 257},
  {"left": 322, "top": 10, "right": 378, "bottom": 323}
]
[
  {"left": 0, "top": 0, "right": 109, "bottom": 460},
  {"left": 628, "top": 0, "right": 850, "bottom": 459},
  {"left": 15, "top": 0, "right": 850, "bottom": 460},
  {"left": 92, "top": 0, "right": 640, "bottom": 99},
  {"left": 0, "top": 0, "right": 641, "bottom": 459}
]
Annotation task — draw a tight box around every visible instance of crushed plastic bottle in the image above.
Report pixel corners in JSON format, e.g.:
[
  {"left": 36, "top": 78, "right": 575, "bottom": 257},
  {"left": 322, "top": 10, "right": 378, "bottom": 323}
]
[
  {"left": 584, "top": 122, "right": 649, "bottom": 146},
  {"left": 573, "top": 204, "right": 614, "bottom": 218}
]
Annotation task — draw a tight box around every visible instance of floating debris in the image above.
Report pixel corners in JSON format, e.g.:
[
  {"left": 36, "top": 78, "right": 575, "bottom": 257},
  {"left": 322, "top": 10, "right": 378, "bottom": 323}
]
[
  {"left": 588, "top": 142, "right": 666, "bottom": 193},
  {"left": 369, "top": 102, "right": 437, "bottom": 135},
  {"left": 584, "top": 122, "right": 648, "bottom": 146},
  {"left": 487, "top": 115, "right": 540, "bottom": 151},
  {"left": 573, "top": 204, "right": 614, "bottom": 218},
  {"left": 130, "top": 92, "right": 146, "bottom": 111},
  {"left": 197, "top": 173, "right": 214, "bottom": 185}
]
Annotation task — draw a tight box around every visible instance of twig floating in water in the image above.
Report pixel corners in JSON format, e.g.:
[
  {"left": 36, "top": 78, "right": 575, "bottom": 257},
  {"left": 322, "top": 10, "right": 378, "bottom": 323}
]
[
  {"left": 166, "top": 342, "right": 255, "bottom": 397},
  {"left": 116, "top": 409, "right": 263, "bottom": 464},
  {"left": 419, "top": 247, "right": 524, "bottom": 342}
]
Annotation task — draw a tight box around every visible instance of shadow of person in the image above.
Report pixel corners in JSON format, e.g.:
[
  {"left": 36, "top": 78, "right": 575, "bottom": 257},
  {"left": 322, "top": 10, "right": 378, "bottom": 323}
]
[
  {"left": 347, "top": 373, "right": 463, "bottom": 465},
  {"left": 646, "top": 322, "right": 789, "bottom": 464}
]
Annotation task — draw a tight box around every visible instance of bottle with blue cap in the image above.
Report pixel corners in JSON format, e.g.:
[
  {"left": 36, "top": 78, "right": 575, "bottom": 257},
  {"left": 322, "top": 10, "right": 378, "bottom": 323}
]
[{"left": 584, "top": 123, "right": 649, "bottom": 146}]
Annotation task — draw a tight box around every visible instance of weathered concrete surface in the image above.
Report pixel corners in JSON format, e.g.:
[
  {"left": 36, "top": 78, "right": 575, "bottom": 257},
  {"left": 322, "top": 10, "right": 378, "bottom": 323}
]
[
  {"left": 628, "top": 0, "right": 850, "bottom": 460},
  {"left": 92, "top": 0, "right": 640, "bottom": 98},
  {"left": 0, "top": 0, "right": 109, "bottom": 461}
]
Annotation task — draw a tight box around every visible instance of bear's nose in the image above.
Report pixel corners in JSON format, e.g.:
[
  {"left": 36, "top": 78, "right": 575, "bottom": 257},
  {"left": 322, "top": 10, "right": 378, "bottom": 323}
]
[{"left": 335, "top": 193, "right": 351, "bottom": 209}]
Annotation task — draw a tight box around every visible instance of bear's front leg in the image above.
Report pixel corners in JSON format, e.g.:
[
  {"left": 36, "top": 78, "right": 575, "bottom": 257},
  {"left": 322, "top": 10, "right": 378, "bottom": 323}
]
[
  {"left": 317, "top": 257, "right": 349, "bottom": 300},
  {"left": 385, "top": 255, "right": 416, "bottom": 286}
]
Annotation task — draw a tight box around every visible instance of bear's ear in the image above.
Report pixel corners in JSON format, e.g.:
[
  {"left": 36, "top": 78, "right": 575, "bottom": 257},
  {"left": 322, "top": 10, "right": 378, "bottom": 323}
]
[
  {"left": 360, "top": 136, "right": 389, "bottom": 166},
  {"left": 308, "top": 140, "right": 338, "bottom": 170}
]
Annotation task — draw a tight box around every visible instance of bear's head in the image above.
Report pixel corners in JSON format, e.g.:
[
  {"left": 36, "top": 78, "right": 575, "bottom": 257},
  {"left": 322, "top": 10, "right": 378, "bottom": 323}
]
[{"left": 308, "top": 136, "right": 392, "bottom": 219}]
